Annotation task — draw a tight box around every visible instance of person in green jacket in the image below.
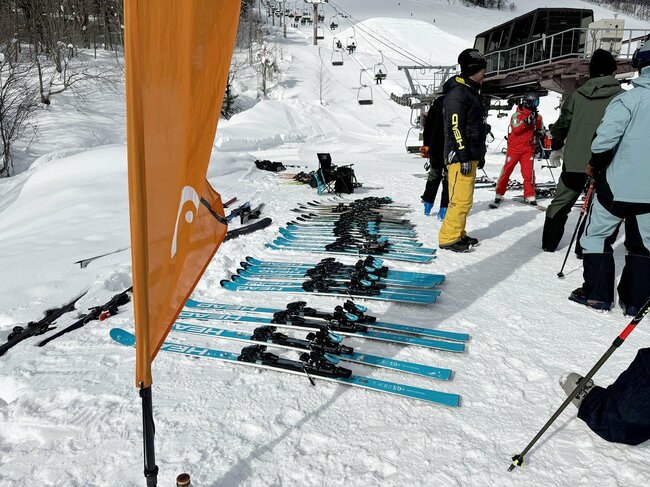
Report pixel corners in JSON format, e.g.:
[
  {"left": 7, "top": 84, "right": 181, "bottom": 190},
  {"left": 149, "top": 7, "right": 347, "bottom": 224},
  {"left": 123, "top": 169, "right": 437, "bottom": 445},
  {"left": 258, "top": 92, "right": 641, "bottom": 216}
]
[{"left": 542, "top": 49, "right": 623, "bottom": 252}]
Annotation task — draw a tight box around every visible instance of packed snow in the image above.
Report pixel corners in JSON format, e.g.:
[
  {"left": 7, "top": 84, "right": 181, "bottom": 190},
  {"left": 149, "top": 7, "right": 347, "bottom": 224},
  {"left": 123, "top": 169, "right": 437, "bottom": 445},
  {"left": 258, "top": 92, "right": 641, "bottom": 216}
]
[{"left": 1, "top": 1, "right": 649, "bottom": 486}]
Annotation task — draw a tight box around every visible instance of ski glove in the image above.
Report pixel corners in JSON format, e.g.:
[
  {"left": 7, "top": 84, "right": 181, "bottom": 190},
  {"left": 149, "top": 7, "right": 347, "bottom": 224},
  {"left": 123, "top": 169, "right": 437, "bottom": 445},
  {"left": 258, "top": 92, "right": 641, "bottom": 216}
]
[
  {"left": 437, "top": 207, "right": 447, "bottom": 220},
  {"left": 549, "top": 149, "right": 563, "bottom": 168},
  {"left": 460, "top": 161, "right": 472, "bottom": 175},
  {"left": 477, "top": 158, "right": 485, "bottom": 169}
]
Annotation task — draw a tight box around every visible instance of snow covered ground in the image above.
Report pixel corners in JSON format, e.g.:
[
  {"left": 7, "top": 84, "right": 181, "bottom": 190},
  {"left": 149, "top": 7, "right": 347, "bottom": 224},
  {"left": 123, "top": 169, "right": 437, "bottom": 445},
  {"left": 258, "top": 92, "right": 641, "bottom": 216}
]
[{"left": 1, "top": 1, "right": 650, "bottom": 486}]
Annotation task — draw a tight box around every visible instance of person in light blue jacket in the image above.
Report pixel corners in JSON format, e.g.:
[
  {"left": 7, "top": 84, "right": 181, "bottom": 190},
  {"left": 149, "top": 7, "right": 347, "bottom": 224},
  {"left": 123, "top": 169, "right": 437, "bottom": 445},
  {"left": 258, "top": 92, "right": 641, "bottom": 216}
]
[{"left": 570, "top": 42, "right": 650, "bottom": 314}]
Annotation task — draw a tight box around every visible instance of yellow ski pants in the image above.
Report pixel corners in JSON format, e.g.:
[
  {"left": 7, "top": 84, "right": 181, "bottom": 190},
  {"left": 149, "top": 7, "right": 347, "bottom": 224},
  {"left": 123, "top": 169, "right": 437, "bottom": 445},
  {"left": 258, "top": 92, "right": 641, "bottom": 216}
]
[{"left": 439, "top": 161, "right": 477, "bottom": 246}]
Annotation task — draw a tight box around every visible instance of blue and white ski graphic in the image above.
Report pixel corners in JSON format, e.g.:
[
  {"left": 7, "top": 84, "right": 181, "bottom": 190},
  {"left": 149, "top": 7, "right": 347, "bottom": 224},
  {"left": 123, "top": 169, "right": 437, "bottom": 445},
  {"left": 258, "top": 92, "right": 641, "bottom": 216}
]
[{"left": 110, "top": 328, "right": 460, "bottom": 406}]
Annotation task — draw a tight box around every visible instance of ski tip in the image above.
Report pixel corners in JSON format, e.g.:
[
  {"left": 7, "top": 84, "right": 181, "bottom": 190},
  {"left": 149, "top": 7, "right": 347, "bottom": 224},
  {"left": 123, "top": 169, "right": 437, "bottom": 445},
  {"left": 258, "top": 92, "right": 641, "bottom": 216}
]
[
  {"left": 110, "top": 328, "right": 136, "bottom": 346},
  {"left": 240, "top": 262, "right": 250, "bottom": 269},
  {"left": 219, "top": 279, "right": 229, "bottom": 288},
  {"left": 232, "top": 275, "right": 244, "bottom": 282}
]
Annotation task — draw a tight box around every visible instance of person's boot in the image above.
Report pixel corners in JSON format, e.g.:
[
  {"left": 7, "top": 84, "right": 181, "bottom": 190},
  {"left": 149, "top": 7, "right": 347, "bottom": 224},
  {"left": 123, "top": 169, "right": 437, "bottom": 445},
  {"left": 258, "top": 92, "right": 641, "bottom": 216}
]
[
  {"left": 560, "top": 373, "right": 596, "bottom": 409},
  {"left": 439, "top": 239, "right": 472, "bottom": 253},
  {"left": 489, "top": 195, "right": 503, "bottom": 209},
  {"left": 423, "top": 201, "right": 433, "bottom": 216},
  {"left": 461, "top": 235, "right": 479, "bottom": 246},
  {"left": 569, "top": 253, "right": 615, "bottom": 310},
  {"left": 524, "top": 196, "right": 537, "bottom": 206},
  {"left": 569, "top": 287, "right": 612, "bottom": 311},
  {"left": 617, "top": 254, "right": 650, "bottom": 316}
]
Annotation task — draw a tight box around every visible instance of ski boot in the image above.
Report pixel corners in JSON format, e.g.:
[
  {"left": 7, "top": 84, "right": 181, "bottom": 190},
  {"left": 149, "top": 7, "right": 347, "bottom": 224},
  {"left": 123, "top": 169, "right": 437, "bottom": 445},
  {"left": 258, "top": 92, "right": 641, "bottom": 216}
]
[
  {"left": 560, "top": 373, "right": 596, "bottom": 408},
  {"left": 489, "top": 196, "right": 503, "bottom": 209}
]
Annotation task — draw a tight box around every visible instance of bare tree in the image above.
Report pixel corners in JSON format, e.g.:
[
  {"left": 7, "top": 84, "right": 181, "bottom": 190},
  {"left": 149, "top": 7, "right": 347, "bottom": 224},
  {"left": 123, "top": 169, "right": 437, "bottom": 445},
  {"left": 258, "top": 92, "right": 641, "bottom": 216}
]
[
  {"left": 0, "top": 46, "right": 38, "bottom": 177},
  {"left": 314, "top": 47, "right": 331, "bottom": 105}
]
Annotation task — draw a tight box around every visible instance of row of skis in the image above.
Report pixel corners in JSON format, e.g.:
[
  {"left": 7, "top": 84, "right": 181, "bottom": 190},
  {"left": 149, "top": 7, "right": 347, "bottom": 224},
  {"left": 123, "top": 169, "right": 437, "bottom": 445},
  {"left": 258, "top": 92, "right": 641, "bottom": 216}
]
[{"left": 112, "top": 197, "right": 470, "bottom": 406}]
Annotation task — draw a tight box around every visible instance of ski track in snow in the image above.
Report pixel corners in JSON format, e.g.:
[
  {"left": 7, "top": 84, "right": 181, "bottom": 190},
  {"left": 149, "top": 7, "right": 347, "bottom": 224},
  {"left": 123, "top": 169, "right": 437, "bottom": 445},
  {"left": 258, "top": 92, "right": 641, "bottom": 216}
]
[{"left": 1, "top": 1, "right": 650, "bottom": 485}]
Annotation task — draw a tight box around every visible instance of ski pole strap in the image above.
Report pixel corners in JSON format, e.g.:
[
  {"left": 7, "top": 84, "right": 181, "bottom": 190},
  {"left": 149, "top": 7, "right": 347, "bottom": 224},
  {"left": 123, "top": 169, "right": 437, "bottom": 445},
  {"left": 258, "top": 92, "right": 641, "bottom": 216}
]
[{"left": 200, "top": 197, "right": 228, "bottom": 225}]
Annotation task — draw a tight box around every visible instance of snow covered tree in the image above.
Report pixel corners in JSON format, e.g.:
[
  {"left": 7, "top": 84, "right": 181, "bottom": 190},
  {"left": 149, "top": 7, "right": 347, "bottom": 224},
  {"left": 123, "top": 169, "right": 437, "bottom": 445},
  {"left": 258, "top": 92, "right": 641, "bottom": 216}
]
[{"left": 0, "top": 46, "right": 38, "bottom": 177}]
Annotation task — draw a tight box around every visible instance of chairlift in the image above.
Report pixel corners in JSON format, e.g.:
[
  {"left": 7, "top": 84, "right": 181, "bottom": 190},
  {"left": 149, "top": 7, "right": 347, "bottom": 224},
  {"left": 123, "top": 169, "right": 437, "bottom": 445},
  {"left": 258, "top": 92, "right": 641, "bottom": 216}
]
[
  {"left": 346, "top": 37, "right": 357, "bottom": 54},
  {"left": 332, "top": 37, "right": 343, "bottom": 50},
  {"left": 330, "top": 15, "right": 339, "bottom": 30},
  {"left": 358, "top": 69, "right": 374, "bottom": 105},
  {"left": 405, "top": 102, "right": 427, "bottom": 153},
  {"left": 331, "top": 50, "right": 344, "bottom": 66},
  {"left": 316, "top": 27, "right": 325, "bottom": 40},
  {"left": 374, "top": 51, "right": 387, "bottom": 81}
]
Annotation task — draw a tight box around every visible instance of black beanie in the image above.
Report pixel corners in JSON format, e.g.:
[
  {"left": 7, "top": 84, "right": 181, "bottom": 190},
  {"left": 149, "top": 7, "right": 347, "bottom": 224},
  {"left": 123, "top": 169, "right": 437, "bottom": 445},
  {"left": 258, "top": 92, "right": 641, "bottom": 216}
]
[
  {"left": 589, "top": 49, "right": 618, "bottom": 78},
  {"left": 458, "top": 48, "right": 487, "bottom": 77}
]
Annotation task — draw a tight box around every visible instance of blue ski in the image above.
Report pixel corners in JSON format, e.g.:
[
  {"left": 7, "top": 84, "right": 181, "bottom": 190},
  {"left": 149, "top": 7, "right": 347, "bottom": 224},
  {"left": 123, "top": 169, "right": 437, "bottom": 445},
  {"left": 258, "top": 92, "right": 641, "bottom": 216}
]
[
  {"left": 185, "top": 298, "right": 469, "bottom": 342},
  {"left": 244, "top": 257, "right": 445, "bottom": 284},
  {"left": 265, "top": 244, "right": 434, "bottom": 263},
  {"left": 178, "top": 310, "right": 464, "bottom": 352},
  {"left": 240, "top": 265, "right": 444, "bottom": 287},
  {"left": 110, "top": 328, "right": 460, "bottom": 406},
  {"left": 230, "top": 275, "right": 439, "bottom": 298},
  {"left": 221, "top": 279, "right": 439, "bottom": 304},
  {"left": 172, "top": 322, "right": 452, "bottom": 380}
]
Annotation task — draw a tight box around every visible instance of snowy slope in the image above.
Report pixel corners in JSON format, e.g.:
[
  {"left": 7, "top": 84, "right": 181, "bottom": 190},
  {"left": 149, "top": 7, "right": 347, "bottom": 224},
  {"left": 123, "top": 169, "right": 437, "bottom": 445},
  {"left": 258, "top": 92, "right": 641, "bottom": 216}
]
[{"left": 1, "top": 1, "right": 650, "bottom": 486}]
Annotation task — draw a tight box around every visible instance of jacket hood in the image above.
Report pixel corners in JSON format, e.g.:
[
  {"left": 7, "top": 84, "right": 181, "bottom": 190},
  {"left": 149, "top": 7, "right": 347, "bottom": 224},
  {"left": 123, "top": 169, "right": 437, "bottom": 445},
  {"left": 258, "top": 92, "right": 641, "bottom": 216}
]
[
  {"left": 632, "top": 67, "right": 650, "bottom": 89},
  {"left": 576, "top": 75, "right": 622, "bottom": 99},
  {"left": 443, "top": 75, "right": 480, "bottom": 95}
]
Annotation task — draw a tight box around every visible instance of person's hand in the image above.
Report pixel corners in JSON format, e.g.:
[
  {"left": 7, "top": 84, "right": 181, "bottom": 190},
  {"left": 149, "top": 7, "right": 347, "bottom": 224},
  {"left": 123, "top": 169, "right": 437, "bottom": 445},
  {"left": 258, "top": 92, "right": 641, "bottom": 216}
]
[
  {"left": 460, "top": 161, "right": 472, "bottom": 175},
  {"left": 549, "top": 149, "right": 563, "bottom": 168},
  {"left": 420, "top": 146, "right": 429, "bottom": 159},
  {"left": 437, "top": 207, "right": 447, "bottom": 220},
  {"left": 586, "top": 162, "right": 595, "bottom": 177},
  {"left": 477, "top": 158, "right": 485, "bottom": 169}
]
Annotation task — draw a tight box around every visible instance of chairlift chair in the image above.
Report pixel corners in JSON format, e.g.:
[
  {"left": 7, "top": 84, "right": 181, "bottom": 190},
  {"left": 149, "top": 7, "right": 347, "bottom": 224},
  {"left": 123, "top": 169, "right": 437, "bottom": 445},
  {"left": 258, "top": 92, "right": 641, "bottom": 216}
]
[
  {"left": 316, "top": 27, "right": 325, "bottom": 40},
  {"left": 332, "top": 37, "right": 343, "bottom": 50},
  {"left": 331, "top": 50, "right": 344, "bottom": 66},
  {"left": 346, "top": 31, "right": 357, "bottom": 54},
  {"left": 374, "top": 51, "right": 387, "bottom": 81},
  {"left": 357, "top": 69, "right": 374, "bottom": 105}
]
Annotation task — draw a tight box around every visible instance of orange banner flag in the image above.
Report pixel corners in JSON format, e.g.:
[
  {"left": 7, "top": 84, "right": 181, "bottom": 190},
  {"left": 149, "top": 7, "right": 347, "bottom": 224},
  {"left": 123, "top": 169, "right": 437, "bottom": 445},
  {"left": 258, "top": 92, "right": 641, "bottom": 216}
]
[{"left": 125, "top": 0, "right": 241, "bottom": 387}]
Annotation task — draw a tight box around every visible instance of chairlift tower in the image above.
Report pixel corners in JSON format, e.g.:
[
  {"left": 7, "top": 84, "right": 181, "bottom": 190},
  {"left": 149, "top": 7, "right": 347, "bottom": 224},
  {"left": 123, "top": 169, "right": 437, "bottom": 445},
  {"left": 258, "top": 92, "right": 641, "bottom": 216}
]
[{"left": 303, "top": 0, "right": 328, "bottom": 45}]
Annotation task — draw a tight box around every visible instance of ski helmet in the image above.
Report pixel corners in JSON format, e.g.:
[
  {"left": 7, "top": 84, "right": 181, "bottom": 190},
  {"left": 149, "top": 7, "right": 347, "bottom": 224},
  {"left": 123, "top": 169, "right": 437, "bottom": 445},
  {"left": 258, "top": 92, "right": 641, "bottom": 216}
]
[
  {"left": 521, "top": 93, "right": 540, "bottom": 109},
  {"left": 633, "top": 40, "right": 650, "bottom": 71}
]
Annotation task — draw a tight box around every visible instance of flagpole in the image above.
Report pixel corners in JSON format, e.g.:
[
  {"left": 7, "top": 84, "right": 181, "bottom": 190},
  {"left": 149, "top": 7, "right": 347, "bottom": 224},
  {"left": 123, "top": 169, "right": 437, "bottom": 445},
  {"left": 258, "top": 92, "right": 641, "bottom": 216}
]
[{"left": 140, "top": 384, "right": 159, "bottom": 486}]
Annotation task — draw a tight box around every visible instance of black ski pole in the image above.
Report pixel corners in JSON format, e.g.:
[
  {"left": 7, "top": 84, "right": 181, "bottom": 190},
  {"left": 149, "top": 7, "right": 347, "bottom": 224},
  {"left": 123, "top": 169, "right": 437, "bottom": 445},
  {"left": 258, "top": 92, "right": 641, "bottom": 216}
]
[
  {"left": 557, "top": 179, "right": 594, "bottom": 278},
  {"left": 509, "top": 294, "right": 650, "bottom": 471}
]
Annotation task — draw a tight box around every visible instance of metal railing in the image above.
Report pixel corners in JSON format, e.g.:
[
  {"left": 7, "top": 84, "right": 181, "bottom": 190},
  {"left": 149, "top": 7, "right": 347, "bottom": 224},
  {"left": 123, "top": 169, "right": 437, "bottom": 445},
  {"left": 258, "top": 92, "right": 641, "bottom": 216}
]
[{"left": 485, "top": 27, "right": 650, "bottom": 76}]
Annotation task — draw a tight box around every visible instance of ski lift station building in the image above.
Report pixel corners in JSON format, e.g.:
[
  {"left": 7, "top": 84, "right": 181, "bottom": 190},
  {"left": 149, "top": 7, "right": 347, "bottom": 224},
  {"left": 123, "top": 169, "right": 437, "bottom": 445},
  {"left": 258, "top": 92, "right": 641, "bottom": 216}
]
[{"left": 473, "top": 8, "right": 649, "bottom": 99}]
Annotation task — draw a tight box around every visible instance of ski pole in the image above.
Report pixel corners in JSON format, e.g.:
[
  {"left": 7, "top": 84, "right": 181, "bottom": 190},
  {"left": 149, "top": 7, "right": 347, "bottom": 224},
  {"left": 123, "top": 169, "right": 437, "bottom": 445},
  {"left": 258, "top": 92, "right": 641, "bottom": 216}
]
[
  {"left": 557, "top": 179, "right": 594, "bottom": 279},
  {"left": 509, "top": 294, "right": 650, "bottom": 471}
]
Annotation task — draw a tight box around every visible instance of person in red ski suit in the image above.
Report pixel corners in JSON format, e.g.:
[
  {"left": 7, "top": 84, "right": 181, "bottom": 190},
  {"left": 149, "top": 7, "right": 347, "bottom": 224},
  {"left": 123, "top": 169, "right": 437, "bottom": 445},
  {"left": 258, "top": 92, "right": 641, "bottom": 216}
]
[{"left": 494, "top": 93, "right": 543, "bottom": 205}]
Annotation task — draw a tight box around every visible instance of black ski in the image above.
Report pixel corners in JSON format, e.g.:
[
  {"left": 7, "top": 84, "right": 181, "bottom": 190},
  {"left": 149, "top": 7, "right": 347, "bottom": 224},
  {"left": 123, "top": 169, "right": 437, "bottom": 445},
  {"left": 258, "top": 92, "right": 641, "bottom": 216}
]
[
  {"left": 0, "top": 291, "right": 87, "bottom": 356},
  {"left": 37, "top": 287, "right": 133, "bottom": 346},
  {"left": 224, "top": 218, "right": 273, "bottom": 242}
]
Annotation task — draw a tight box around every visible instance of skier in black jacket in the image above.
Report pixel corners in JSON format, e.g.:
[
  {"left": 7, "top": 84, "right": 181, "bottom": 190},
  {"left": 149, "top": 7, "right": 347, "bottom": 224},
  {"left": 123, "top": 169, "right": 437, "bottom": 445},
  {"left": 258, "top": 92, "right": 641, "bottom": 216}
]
[
  {"left": 420, "top": 95, "right": 449, "bottom": 218},
  {"left": 439, "top": 48, "right": 487, "bottom": 252}
]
